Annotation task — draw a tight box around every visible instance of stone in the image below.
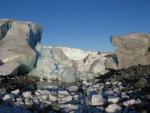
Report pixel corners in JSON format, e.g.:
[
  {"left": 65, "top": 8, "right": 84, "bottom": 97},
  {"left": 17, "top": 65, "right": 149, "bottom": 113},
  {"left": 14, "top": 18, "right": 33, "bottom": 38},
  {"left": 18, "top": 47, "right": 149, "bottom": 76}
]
[
  {"left": 35, "top": 89, "right": 53, "bottom": 96},
  {"left": 67, "top": 86, "right": 78, "bottom": 92},
  {"left": 22, "top": 91, "right": 32, "bottom": 98},
  {"left": 91, "top": 94, "right": 106, "bottom": 106},
  {"left": 108, "top": 96, "right": 120, "bottom": 104},
  {"left": 0, "top": 19, "right": 42, "bottom": 74},
  {"left": 0, "top": 62, "right": 20, "bottom": 76},
  {"left": 103, "top": 90, "right": 114, "bottom": 96},
  {"left": 121, "top": 92, "right": 129, "bottom": 99},
  {"left": 48, "top": 95, "right": 57, "bottom": 102},
  {"left": 60, "top": 104, "right": 79, "bottom": 111},
  {"left": 3, "top": 94, "right": 15, "bottom": 101},
  {"left": 105, "top": 81, "right": 111, "bottom": 85},
  {"left": 11, "top": 89, "right": 20, "bottom": 96},
  {"left": 105, "top": 104, "right": 122, "bottom": 113},
  {"left": 39, "top": 94, "right": 49, "bottom": 100},
  {"left": 16, "top": 97, "right": 25, "bottom": 106},
  {"left": 58, "top": 90, "right": 69, "bottom": 97},
  {"left": 135, "top": 77, "right": 148, "bottom": 89},
  {"left": 24, "top": 98, "right": 33, "bottom": 106},
  {"left": 58, "top": 95, "right": 72, "bottom": 104},
  {"left": 113, "top": 87, "right": 119, "bottom": 93},
  {"left": 111, "top": 33, "right": 150, "bottom": 69},
  {"left": 123, "top": 99, "right": 136, "bottom": 107},
  {"left": 135, "top": 99, "right": 142, "bottom": 104},
  {"left": 32, "top": 96, "right": 40, "bottom": 105}
]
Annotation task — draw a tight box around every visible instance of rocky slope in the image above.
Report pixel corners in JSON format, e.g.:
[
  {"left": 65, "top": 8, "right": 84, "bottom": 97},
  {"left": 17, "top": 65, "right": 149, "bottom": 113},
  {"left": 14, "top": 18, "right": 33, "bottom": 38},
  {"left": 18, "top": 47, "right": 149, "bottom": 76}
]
[{"left": 0, "top": 64, "right": 149, "bottom": 113}]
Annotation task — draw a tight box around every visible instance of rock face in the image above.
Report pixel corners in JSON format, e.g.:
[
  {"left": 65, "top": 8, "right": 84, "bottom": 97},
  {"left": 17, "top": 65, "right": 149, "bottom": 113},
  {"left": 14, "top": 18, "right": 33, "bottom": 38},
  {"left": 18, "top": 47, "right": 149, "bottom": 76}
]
[
  {"left": 0, "top": 19, "right": 42, "bottom": 74},
  {"left": 29, "top": 45, "right": 117, "bottom": 83},
  {"left": 111, "top": 33, "right": 150, "bottom": 69}
]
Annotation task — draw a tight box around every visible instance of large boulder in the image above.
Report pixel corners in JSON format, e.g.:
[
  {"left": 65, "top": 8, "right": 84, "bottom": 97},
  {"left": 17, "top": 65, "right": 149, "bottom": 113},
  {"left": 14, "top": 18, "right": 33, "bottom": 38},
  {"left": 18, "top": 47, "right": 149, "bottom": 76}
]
[
  {"left": 111, "top": 33, "right": 150, "bottom": 69},
  {"left": 0, "top": 19, "right": 42, "bottom": 74}
]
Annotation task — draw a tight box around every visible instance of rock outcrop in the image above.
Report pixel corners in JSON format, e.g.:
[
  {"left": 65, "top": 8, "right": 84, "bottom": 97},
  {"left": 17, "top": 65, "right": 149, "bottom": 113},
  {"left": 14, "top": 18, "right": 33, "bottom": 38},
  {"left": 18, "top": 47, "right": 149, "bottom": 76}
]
[
  {"left": 111, "top": 33, "right": 150, "bottom": 69},
  {"left": 0, "top": 19, "right": 42, "bottom": 75}
]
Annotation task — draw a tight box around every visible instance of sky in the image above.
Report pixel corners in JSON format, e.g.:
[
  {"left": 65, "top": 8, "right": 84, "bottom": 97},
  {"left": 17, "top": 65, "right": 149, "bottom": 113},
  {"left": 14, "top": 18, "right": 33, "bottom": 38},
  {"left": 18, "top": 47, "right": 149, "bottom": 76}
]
[{"left": 0, "top": 0, "right": 150, "bottom": 51}]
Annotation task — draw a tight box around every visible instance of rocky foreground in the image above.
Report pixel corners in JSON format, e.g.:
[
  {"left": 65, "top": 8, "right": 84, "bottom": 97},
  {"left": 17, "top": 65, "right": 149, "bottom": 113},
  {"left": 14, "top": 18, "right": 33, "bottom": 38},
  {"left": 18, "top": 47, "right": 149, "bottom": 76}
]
[
  {"left": 0, "top": 64, "right": 149, "bottom": 113},
  {"left": 0, "top": 19, "right": 150, "bottom": 113}
]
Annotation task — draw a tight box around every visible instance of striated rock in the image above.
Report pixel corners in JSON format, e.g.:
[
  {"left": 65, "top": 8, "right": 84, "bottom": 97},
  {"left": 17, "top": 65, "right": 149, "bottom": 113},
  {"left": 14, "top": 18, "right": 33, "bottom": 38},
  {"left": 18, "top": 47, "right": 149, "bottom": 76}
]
[
  {"left": 91, "top": 93, "right": 107, "bottom": 106},
  {"left": 111, "top": 33, "right": 150, "bottom": 69},
  {"left": 0, "top": 19, "right": 42, "bottom": 74}
]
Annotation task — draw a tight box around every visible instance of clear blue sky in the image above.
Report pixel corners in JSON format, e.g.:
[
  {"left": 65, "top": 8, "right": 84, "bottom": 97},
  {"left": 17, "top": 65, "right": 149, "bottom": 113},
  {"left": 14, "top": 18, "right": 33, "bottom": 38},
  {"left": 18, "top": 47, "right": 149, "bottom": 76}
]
[{"left": 0, "top": 0, "right": 150, "bottom": 51}]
